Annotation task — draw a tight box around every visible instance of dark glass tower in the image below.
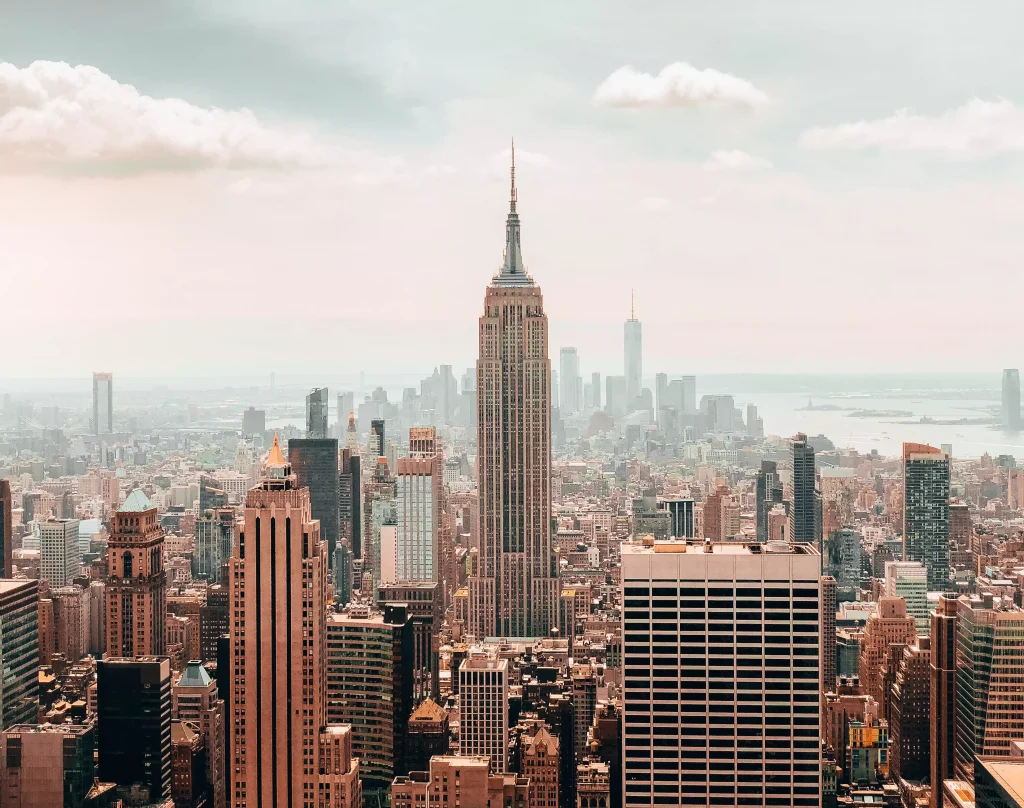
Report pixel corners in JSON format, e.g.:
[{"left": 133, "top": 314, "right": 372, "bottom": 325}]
[
  {"left": 339, "top": 449, "right": 362, "bottom": 559},
  {"left": 288, "top": 437, "right": 340, "bottom": 568},
  {"left": 0, "top": 478, "right": 11, "bottom": 578},
  {"left": 0, "top": 579, "right": 39, "bottom": 730},
  {"left": 755, "top": 460, "right": 784, "bottom": 542},
  {"left": 306, "top": 387, "right": 329, "bottom": 439},
  {"left": 790, "top": 433, "right": 817, "bottom": 543},
  {"left": 903, "top": 442, "right": 950, "bottom": 590}
]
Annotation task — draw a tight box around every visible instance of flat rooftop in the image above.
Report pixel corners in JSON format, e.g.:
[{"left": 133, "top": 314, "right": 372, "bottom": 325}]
[
  {"left": 0, "top": 579, "right": 37, "bottom": 595},
  {"left": 980, "top": 759, "right": 1024, "bottom": 805},
  {"left": 622, "top": 540, "right": 818, "bottom": 556}
]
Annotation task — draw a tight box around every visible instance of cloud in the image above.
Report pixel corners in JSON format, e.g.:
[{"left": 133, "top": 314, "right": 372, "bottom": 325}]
[
  {"left": 799, "top": 98, "right": 1024, "bottom": 160},
  {"left": 593, "top": 62, "right": 770, "bottom": 109},
  {"left": 703, "top": 149, "right": 772, "bottom": 171},
  {"left": 0, "top": 60, "right": 335, "bottom": 172}
]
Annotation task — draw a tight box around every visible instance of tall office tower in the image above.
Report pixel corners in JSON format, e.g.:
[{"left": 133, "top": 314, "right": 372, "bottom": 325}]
[
  {"left": 371, "top": 418, "right": 386, "bottom": 454},
  {"left": 306, "top": 386, "right": 329, "bottom": 438},
  {"left": 663, "top": 498, "right": 695, "bottom": 538},
  {"left": 241, "top": 405, "right": 265, "bottom": 435},
  {"left": 624, "top": 297, "right": 642, "bottom": 406},
  {"left": 105, "top": 489, "right": 167, "bottom": 657},
  {"left": 325, "top": 603, "right": 413, "bottom": 795},
  {"left": 953, "top": 595, "right": 1024, "bottom": 784},
  {"left": 755, "top": 461, "right": 784, "bottom": 542},
  {"left": 0, "top": 580, "right": 39, "bottom": 730},
  {"left": 821, "top": 575, "right": 837, "bottom": 697},
  {"left": 858, "top": 596, "right": 917, "bottom": 707},
  {"left": 1002, "top": 369, "right": 1021, "bottom": 428},
  {"left": 458, "top": 657, "right": 509, "bottom": 773},
  {"left": 655, "top": 372, "right": 668, "bottom": 423},
  {"left": 334, "top": 542, "right": 352, "bottom": 606},
  {"left": 790, "top": 433, "right": 817, "bottom": 544},
  {"left": 336, "top": 393, "right": 354, "bottom": 434},
  {"left": 439, "top": 364, "right": 458, "bottom": 424},
  {"left": 396, "top": 456, "right": 439, "bottom": 582},
  {"left": 559, "top": 348, "right": 580, "bottom": 415},
  {"left": 591, "top": 371, "right": 601, "bottom": 410},
  {"left": 92, "top": 371, "right": 113, "bottom": 434},
  {"left": 228, "top": 435, "right": 331, "bottom": 808},
  {"left": 37, "top": 518, "right": 81, "bottom": 586},
  {"left": 52, "top": 585, "right": 89, "bottom": 663},
  {"left": 88, "top": 580, "right": 106, "bottom": 657},
  {"left": 200, "top": 584, "right": 228, "bottom": 662},
  {"left": 680, "top": 375, "right": 697, "bottom": 414},
  {"left": 339, "top": 447, "right": 362, "bottom": 558},
  {"left": 0, "top": 479, "right": 11, "bottom": 578},
  {"left": 194, "top": 508, "right": 235, "bottom": 584},
  {"left": 888, "top": 638, "right": 931, "bottom": 785},
  {"left": 902, "top": 442, "right": 951, "bottom": 590},
  {"left": 471, "top": 150, "right": 558, "bottom": 639},
  {"left": 288, "top": 436, "right": 341, "bottom": 567},
  {"left": 605, "top": 375, "right": 627, "bottom": 417},
  {"left": 885, "top": 561, "right": 930, "bottom": 633},
  {"left": 97, "top": 656, "right": 172, "bottom": 801},
  {"left": 172, "top": 660, "right": 226, "bottom": 808},
  {"left": 0, "top": 722, "right": 97, "bottom": 808},
  {"left": 378, "top": 581, "right": 442, "bottom": 702},
  {"left": 930, "top": 593, "right": 959, "bottom": 808},
  {"left": 621, "top": 539, "right": 822, "bottom": 808}
]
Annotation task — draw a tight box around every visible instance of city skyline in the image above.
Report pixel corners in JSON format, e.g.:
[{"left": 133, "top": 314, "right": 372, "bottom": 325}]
[{"left": 6, "top": 3, "right": 1024, "bottom": 375}]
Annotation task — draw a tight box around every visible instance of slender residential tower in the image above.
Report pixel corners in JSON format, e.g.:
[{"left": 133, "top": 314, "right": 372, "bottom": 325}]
[{"left": 470, "top": 143, "right": 558, "bottom": 638}]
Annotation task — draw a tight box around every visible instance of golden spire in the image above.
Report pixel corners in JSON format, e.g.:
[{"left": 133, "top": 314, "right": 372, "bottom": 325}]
[{"left": 266, "top": 432, "right": 286, "bottom": 467}]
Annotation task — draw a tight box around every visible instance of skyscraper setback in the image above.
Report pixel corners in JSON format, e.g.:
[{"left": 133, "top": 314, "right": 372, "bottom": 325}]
[{"left": 470, "top": 147, "right": 558, "bottom": 639}]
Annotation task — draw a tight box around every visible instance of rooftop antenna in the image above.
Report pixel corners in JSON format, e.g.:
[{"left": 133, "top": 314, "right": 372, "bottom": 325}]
[
  {"left": 631, "top": 289, "right": 635, "bottom": 320},
  {"left": 510, "top": 137, "right": 517, "bottom": 211}
]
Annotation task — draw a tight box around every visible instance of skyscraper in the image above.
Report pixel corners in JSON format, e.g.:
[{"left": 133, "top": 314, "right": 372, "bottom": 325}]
[
  {"left": 97, "top": 656, "right": 173, "bottom": 801},
  {"left": 339, "top": 446, "right": 362, "bottom": 559},
  {"left": 105, "top": 489, "right": 167, "bottom": 657},
  {"left": 654, "top": 372, "right": 668, "bottom": 423},
  {"left": 902, "top": 442, "right": 950, "bottom": 590},
  {"left": 396, "top": 455, "right": 438, "bottom": 581},
  {"left": 336, "top": 393, "right": 354, "bottom": 435},
  {"left": 1, "top": 722, "right": 98, "bottom": 808},
  {"left": 0, "top": 580, "right": 39, "bottom": 730},
  {"left": 790, "top": 433, "right": 817, "bottom": 544},
  {"left": 0, "top": 479, "right": 11, "bottom": 578},
  {"left": 306, "top": 387, "right": 329, "bottom": 439},
  {"left": 288, "top": 436, "right": 340, "bottom": 567},
  {"left": 591, "top": 371, "right": 601, "bottom": 410},
  {"left": 621, "top": 539, "right": 821, "bottom": 807},
  {"left": 194, "top": 508, "right": 234, "bottom": 584},
  {"left": 559, "top": 347, "right": 580, "bottom": 415},
  {"left": 931, "top": 593, "right": 959, "bottom": 808},
  {"left": 229, "top": 434, "right": 337, "bottom": 808},
  {"left": 92, "top": 371, "right": 113, "bottom": 434},
  {"left": 37, "top": 518, "right": 81, "bottom": 587},
  {"left": 172, "top": 660, "right": 226, "bottom": 808},
  {"left": 470, "top": 145, "right": 558, "bottom": 639},
  {"left": 1002, "top": 369, "right": 1021, "bottom": 428},
  {"left": 756, "top": 460, "right": 784, "bottom": 542},
  {"left": 624, "top": 300, "right": 642, "bottom": 409},
  {"left": 459, "top": 657, "right": 509, "bottom": 773}
]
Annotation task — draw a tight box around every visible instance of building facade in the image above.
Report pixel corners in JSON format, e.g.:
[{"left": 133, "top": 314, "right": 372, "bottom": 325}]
[
  {"left": 902, "top": 443, "right": 950, "bottom": 590},
  {"left": 0, "top": 580, "right": 39, "bottom": 730},
  {"left": 288, "top": 437, "right": 340, "bottom": 568},
  {"left": 459, "top": 657, "right": 509, "bottom": 773},
  {"left": 38, "top": 518, "right": 81, "bottom": 587},
  {"left": 790, "top": 433, "right": 817, "bottom": 544}
]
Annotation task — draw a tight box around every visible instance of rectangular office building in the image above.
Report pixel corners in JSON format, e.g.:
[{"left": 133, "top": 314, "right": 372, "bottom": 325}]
[{"left": 621, "top": 539, "right": 821, "bottom": 807}]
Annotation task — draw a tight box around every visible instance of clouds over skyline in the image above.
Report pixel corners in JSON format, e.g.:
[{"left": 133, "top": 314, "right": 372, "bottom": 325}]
[
  {"left": 593, "top": 62, "right": 770, "bottom": 109},
  {"left": 703, "top": 149, "right": 773, "bottom": 171},
  {"left": 800, "top": 98, "right": 1024, "bottom": 160}
]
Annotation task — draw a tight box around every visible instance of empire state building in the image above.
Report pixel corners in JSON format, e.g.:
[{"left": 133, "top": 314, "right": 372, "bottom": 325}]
[{"left": 470, "top": 145, "right": 558, "bottom": 639}]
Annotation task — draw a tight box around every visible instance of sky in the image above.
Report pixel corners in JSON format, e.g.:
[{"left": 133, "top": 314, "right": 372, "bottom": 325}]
[{"left": 3, "top": 0, "right": 1024, "bottom": 381}]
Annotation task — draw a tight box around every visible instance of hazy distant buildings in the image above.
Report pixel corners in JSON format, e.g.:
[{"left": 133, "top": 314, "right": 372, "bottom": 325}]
[
  {"left": 621, "top": 539, "right": 821, "bottom": 807},
  {"left": 559, "top": 347, "right": 580, "bottom": 415},
  {"left": 1002, "top": 369, "right": 1021, "bottom": 428},
  {"left": 790, "top": 433, "right": 817, "bottom": 544},
  {"left": 605, "top": 376, "right": 627, "bottom": 418},
  {"left": 92, "top": 371, "right": 113, "bottom": 435},
  {"left": 241, "top": 406, "right": 265, "bottom": 435},
  {"left": 306, "top": 387, "right": 329, "bottom": 439},
  {"left": 590, "top": 371, "right": 601, "bottom": 410},
  {"left": 902, "top": 442, "right": 950, "bottom": 590},
  {"left": 624, "top": 301, "right": 642, "bottom": 407},
  {"left": 105, "top": 489, "right": 166, "bottom": 657},
  {"left": 469, "top": 151, "right": 558, "bottom": 639}
]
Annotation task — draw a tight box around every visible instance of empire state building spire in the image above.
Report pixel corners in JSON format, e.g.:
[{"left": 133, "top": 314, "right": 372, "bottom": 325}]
[{"left": 495, "top": 138, "right": 532, "bottom": 287}]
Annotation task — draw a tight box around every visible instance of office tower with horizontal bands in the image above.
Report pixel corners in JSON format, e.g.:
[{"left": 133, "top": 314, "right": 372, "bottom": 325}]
[
  {"left": 288, "top": 437, "right": 340, "bottom": 567},
  {"left": 92, "top": 371, "right": 112, "bottom": 435},
  {"left": 37, "top": 518, "right": 81, "bottom": 587},
  {"left": 228, "top": 434, "right": 331, "bottom": 808},
  {"left": 621, "top": 540, "right": 821, "bottom": 808},
  {"left": 305, "top": 387, "right": 329, "bottom": 439},
  {"left": 396, "top": 456, "right": 438, "bottom": 581},
  {"left": 97, "top": 656, "right": 172, "bottom": 801},
  {"left": 471, "top": 148, "right": 557, "bottom": 639},
  {"left": 790, "top": 433, "right": 817, "bottom": 544},
  {"left": 0, "top": 580, "right": 39, "bottom": 730},
  {"left": 902, "top": 443, "right": 950, "bottom": 590},
  {"left": 459, "top": 657, "right": 509, "bottom": 773},
  {"left": 105, "top": 489, "right": 166, "bottom": 657}
]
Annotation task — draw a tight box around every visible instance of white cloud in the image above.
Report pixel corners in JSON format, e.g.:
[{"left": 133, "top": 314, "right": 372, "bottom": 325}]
[
  {"left": 703, "top": 149, "right": 773, "bottom": 171},
  {"left": 0, "top": 60, "right": 336, "bottom": 172},
  {"left": 593, "top": 62, "right": 770, "bottom": 109},
  {"left": 799, "top": 98, "right": 1024, "bottom": 160}
]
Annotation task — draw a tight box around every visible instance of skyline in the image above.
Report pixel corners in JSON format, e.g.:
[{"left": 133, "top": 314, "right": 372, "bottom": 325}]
[{"left": 5, "top": 3, "right": 1024, "bottom": 375}]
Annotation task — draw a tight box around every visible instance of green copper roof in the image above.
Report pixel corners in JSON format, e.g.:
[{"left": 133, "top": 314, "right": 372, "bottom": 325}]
[
  {"left": 119, "top": 488, "right": 154, "bottom": 513},
  {"left": 177, "top": 660, "right": 212, "bottom": 688}
]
